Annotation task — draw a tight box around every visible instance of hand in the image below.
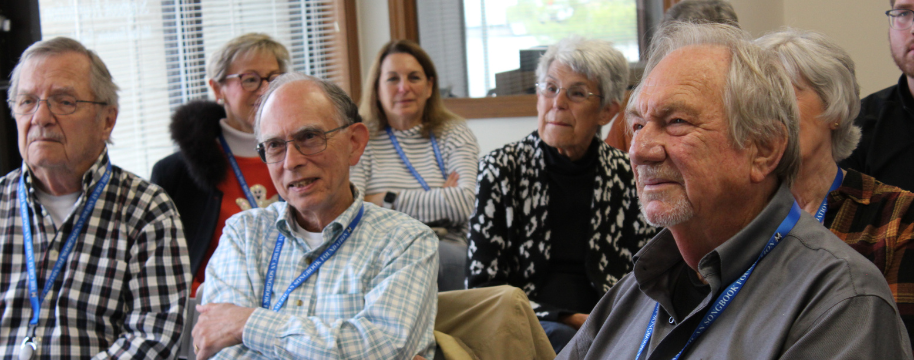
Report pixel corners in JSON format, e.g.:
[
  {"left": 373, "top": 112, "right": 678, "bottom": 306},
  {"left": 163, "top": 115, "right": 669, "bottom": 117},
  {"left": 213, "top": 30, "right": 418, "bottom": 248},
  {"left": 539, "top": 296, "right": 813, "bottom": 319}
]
[
  {"left": 443, "top": 172, "right": 459, "bottom": 188},
  {"left": 559, "top": 313, "right": 589, "bottom": 330},
  {"left": 192, "top": 303, "right": 255, "bottom": 360},
  {"left": 365, "top": 193, "right": 386, "bottom": 207}
]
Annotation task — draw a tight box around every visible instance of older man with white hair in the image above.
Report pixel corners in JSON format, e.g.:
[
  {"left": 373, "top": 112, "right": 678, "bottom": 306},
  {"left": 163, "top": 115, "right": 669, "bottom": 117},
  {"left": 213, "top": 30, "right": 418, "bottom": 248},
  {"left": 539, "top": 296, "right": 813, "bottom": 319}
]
[
  {"left": 0, "top": 37, "right": 189, "bottom": 359},
  {"left": 557, "top": 22, "right": 912, "bottom": 359},
  {"left": 191, "top": 73, "right": 438, "bottom": 359}
]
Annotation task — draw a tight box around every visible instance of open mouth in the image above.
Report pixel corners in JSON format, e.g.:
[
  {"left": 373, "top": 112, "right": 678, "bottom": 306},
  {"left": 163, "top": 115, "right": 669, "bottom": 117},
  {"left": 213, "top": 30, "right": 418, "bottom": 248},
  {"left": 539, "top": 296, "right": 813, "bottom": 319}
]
[{"left": 288, "top": 178, "right": 317, "bottom": 189}]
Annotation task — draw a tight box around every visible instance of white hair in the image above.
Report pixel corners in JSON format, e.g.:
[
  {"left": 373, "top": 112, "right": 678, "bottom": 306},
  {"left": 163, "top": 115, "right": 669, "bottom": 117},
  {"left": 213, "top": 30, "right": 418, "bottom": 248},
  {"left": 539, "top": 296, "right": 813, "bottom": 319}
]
[
  {"left": 535, "top": 36, "right": 629, "bottom": 107},
  {"left": 756, "top": 28, "right": 862, "bottom": 162}
]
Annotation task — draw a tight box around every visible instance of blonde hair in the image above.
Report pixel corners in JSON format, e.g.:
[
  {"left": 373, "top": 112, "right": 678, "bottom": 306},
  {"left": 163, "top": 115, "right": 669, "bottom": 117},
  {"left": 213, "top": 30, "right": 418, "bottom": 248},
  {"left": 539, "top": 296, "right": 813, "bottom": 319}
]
[{"left": 358, "top": 39, "right": 462, "bottom": 138}]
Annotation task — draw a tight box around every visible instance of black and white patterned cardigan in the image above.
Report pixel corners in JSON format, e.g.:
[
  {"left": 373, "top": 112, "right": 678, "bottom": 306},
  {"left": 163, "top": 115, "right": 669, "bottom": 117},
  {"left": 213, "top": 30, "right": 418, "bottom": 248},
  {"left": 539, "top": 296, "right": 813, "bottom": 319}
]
[{"left": 467, "top": 131, "right": 657, "bottom": 321}]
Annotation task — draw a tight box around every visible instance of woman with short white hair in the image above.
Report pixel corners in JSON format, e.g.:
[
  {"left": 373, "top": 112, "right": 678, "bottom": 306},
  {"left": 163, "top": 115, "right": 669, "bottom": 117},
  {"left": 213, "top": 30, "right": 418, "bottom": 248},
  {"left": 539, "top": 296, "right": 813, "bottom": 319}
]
[
  {"left": 467, "top": 36, "right": 657, "bottom": 353},
  {"left": 758, "top": 28, "right": 914, "bottom": 347}
]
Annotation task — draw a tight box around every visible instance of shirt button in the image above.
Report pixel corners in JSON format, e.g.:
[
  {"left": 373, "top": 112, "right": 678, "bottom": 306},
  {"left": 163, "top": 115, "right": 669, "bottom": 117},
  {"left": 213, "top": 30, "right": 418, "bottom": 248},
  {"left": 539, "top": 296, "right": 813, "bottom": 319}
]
[
  {"left": 668, "top": 317, "right": 675, "bottom": 324},
  {"left": 296, "top": 299, "right": 303, "bottom": 306}
]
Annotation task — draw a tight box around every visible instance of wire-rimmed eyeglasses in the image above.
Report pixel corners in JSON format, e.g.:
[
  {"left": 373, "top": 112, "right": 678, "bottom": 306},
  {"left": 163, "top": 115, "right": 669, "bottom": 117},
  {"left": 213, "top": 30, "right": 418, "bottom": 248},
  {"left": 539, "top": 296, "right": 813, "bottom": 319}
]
[
  {"left": 887, "top": 9, "right": 914, "bottom": 30},
  {"left": 256, "top": 124, "right": 351, "bottom": 164},
  {"left": 7, "top": 94, "right": 107, "bottom": 115},
  {"left": 535, "top": 82, "right": 601, "bottom": 103},
  {"left": 224, "top": 72, "right": 283, "bottom": 92}
]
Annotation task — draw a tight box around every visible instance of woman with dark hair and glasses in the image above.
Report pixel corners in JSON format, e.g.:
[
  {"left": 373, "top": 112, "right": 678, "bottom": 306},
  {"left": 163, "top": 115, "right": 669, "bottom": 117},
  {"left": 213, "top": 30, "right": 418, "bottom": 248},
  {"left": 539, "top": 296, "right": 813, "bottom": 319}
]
[
  {"left": 352, "top": 40, "right": 480, "bottom": 292},
  {"left": 151, "top": 33, "right": 289, "bottom": 296},
  {"left": 467, "top": 36, "right": 657, "bottom": 353}
]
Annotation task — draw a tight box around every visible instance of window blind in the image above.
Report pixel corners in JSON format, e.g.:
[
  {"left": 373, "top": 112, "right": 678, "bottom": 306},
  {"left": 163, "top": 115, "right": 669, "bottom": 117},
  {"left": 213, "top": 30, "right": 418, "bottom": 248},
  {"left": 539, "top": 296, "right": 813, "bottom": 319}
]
[{"left": 38, "top": 0, "right": 344, "bottom": 179}]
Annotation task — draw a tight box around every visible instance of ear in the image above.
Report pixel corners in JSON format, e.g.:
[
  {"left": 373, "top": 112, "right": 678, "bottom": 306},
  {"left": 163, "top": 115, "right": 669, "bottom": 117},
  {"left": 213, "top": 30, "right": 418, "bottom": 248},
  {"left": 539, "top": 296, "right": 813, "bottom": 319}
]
[
  {"left": 101, "top": 106, "right": 118, "bottom": 139},
  {"left": 347, "top": 122, "right": 370, "bottom": 166},
  {"left": 209, "top": 79, "right": 224, "bottom": 102},
  {"left": 598, "top": 101, "right": 621, "bottom": 127},
  {"left": 748, "top": 124, "right": 787, "bottom": 184}
]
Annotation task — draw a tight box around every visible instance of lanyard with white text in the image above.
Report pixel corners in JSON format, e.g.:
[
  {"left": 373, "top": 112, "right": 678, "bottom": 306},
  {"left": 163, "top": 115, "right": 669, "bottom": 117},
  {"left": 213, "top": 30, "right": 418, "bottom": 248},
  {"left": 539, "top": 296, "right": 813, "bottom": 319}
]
[
  {"left": 814, "top": 166, "right": 844, "bottom": 223},
  {"left": 635, "top": 201, "right": 802, "bottom": 360},
  {"left": 17, "top": 163, "right": 112, "bottom": 346},
  {"left": 385, "top": 127, "right": 447, "bottom": 191},
  {"left": 261, "top": 205, "right": 364, "bottom": 311},
  {"left": 218, "top": 133, "right": 258, "bottom": 208}
]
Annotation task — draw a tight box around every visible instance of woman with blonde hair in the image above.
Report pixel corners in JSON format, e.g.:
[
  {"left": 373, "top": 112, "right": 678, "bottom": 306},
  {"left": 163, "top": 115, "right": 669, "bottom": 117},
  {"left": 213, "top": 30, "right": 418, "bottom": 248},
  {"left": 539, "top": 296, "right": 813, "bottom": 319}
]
[
  {"left": 351, "top": 39, "right": 479, "bottom": 291},
  {"left": 152, "top": 33, "right": 289, "bottom": 296}
]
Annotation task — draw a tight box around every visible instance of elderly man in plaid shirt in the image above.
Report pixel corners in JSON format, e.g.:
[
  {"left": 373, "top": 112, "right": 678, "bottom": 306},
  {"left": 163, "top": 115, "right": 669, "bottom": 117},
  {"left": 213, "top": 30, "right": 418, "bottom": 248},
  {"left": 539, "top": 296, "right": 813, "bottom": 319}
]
[
  {"left": 1, "top": 37, "right": 190, "bottom": 358},
  {"left": 191, "top": 73, "right": 438, "bottom": 360}
]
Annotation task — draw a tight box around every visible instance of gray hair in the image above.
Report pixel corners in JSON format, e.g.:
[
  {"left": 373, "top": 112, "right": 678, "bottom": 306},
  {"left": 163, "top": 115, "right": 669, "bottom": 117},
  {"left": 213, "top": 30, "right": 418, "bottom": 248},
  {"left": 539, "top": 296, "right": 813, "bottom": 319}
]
[
  {"left": 756, "top": 28, "right": 861, "bottom": 162},
  {"left": 254, "top": 72, "right": 361, "bottom": 141},
  {"left": 663, "top": 0, "right": 740, "bottom": 28},
  {"left": 9, "top": 37, "right": 119, "bottom": 110},
  {"left": 632, "top": 21, "right": 800, "bottom": 185},
  {"left": 207, "top": 33, "right": 291, "bottom": 83},
  {"left": 535, "top": 36, "right": 629, "bottom": 107}
]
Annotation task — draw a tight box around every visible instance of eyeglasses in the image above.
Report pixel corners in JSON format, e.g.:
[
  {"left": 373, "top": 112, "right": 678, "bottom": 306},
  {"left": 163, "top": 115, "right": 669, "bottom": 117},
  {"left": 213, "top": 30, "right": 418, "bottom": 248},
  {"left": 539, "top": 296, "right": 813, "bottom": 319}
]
[
  {"left": 8, "top": 94, "right": 107, "bottom": 115},
  {"left": 256, "top": 124, "right": 351, "bottom": 164},
  {"left": 536, "top": 82, "right": 601, "bottom": 103},
  {"left": 887, "top": 9, "right": 914, "bottom": 30},
  {"left": 224, "top": 72, "right": 282, "bottom": 92}
]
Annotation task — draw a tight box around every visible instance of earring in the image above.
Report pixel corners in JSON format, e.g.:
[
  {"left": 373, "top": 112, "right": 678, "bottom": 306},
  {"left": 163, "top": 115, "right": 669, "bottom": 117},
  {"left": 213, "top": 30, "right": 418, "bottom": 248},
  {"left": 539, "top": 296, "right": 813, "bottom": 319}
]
[{"left": 217, "top": 98, "right": 224, "bottom": 105}]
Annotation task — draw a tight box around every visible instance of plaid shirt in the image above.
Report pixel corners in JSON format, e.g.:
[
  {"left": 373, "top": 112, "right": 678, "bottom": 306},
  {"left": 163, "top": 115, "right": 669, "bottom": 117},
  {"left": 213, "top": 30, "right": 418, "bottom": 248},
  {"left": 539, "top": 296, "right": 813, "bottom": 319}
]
[
  {"left": 202, "top": 187, "right": 438, "bottom": 359},
  {"left": 826, "top": 168, "right": 914, "bottom": 340},
  {"left": 0, "top": 151, "right": 190, "bottom": 359}
]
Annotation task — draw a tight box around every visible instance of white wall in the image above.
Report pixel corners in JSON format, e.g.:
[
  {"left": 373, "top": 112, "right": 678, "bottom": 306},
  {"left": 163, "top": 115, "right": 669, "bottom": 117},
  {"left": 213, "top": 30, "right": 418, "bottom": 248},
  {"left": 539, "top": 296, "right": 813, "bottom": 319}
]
[{"left": 355, "top": 0, "right": 901, "bottom": 156}]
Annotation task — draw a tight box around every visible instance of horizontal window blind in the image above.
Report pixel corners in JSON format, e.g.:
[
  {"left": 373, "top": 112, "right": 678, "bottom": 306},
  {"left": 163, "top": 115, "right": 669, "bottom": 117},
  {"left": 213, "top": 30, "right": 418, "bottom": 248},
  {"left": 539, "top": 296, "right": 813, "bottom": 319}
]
[{"left": 38, "top": 0, "right": 344, "bottom": 179}]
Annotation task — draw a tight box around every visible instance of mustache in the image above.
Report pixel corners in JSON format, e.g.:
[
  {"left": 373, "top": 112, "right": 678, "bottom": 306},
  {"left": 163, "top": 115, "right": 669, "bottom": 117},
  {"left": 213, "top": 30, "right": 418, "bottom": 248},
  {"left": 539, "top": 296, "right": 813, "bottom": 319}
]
[
  {"left": 636, "top": 164, "right": 684, "bottom": 185},
  {"left": 27, "top": 130, "right": 64, "bottom": 143}
]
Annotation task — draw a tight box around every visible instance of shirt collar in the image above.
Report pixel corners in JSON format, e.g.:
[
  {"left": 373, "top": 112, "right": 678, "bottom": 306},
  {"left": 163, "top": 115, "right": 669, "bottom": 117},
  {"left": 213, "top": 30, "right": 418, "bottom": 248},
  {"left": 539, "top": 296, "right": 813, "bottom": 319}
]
[
  {"left": 274, "top": 184, "right": 364, "bottom": 251},
  {"left": 828, "top": 168, "right": 874, "bottom": 206},
  {"left": 20, "top": 149, "right": 111, "bottom": 202},
  {"left": 634, "top": 183, "right": 795, "bottom": 299}
]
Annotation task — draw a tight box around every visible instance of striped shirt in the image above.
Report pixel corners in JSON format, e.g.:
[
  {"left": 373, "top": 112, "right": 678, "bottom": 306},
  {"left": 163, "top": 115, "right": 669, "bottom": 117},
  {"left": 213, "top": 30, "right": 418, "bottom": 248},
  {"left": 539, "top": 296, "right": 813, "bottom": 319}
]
[
  {"left": 203, "top": 186, "right": 438, "bottom": 359},
  {"left": 0, "top": 151, "right": 190, "bottom": 359},
  {"left": 350, "top": 121, "right": 479, "bottom": 244}
]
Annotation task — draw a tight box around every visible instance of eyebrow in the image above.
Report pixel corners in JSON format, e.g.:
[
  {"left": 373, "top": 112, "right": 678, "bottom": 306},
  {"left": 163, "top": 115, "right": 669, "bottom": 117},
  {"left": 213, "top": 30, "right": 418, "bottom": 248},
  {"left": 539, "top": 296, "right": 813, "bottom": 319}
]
[
  {"left": 261, "top": 125, "right": 324, "bottom": 143},
  {"left": 544, "top": 75, "right": 589, "bottom": 88},
  {"left": 627, "top": 100, "right": 701, "bottom": 120}
]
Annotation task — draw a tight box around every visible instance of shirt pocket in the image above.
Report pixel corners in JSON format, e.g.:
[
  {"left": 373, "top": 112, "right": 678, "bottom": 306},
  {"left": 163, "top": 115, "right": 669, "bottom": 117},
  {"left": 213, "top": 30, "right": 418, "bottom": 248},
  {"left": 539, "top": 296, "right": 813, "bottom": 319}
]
[{"left": 314, "top": 293, "right": 365, "bottom": 321}]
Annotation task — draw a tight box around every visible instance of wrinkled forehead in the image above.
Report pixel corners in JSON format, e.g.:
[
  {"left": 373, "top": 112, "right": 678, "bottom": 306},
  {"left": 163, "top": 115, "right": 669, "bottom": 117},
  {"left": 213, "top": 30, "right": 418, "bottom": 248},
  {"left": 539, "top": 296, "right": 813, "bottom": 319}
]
[
  {"left": 17, "top": 51, "right": 93, "bottom": 97},
  {"left": 629, "top": 45, "right": 730, "bottom": 119}
]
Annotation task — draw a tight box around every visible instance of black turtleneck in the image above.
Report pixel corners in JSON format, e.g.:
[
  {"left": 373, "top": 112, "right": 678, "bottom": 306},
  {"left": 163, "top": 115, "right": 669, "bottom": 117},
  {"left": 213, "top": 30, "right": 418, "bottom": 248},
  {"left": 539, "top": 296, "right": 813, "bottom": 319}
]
[{"left": 536, "top": 137, "right": 602, "bottom": 315}]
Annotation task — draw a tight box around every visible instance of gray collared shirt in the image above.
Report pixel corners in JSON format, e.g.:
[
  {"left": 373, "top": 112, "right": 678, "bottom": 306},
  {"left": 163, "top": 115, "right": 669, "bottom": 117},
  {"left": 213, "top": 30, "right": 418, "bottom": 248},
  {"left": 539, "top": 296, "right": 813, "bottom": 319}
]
[{"left": 558, "top": 184, "right": 913, "bottom": 359}]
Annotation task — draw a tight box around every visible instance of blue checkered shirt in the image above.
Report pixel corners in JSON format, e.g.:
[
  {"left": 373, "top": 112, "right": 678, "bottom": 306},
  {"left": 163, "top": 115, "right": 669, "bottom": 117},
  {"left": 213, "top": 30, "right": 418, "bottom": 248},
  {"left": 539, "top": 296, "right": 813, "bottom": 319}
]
[
  {"left": 203, "top": 187, "right": 438, "bottom": 359},
  {"left": 0, "top": 151, "right": 190, "bottom": 359}
]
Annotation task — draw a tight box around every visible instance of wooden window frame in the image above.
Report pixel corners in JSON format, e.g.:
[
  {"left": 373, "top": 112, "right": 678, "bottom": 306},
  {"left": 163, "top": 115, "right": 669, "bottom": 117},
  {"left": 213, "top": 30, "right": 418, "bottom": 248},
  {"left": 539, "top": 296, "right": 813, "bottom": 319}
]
[{"left": 385, "top": 0, "right": 675, "bottom": 119}]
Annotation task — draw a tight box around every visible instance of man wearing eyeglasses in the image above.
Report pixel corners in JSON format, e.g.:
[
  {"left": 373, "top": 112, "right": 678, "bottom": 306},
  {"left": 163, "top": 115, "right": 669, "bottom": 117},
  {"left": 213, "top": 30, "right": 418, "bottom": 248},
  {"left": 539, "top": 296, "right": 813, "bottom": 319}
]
[
  {"left": 841, "top": 0, "right": 914, "bottom": 192},
  {"left": 0, "top": 37, "right": 189, "bottom": 359},
  {"left": 191, "top": 73, "right": 438, "bottom": 359}
]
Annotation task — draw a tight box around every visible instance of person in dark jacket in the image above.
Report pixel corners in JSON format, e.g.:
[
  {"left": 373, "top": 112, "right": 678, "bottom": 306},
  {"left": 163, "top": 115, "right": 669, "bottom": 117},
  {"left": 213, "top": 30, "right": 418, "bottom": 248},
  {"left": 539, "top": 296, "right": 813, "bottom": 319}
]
[
  {"left": 151, "top": 33, "right": 289, "bottom": 296},
  {"left": 466, "top": 36, "right": 657, "bottom": 353}
]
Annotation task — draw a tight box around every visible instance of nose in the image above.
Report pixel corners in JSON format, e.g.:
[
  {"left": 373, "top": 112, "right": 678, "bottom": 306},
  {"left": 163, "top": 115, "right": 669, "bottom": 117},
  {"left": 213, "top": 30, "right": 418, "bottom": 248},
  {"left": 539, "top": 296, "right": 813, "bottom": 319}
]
[
  {"left": 551, "top": 88, "right": 570, "bottom": 109},
  {"left": 397, "top": 80, "right": 411, "bottom": 93},
  {"left": 30, "top": 100, "right": 57, "bottom": 127},
  {"left": 629, "top": 122, "right": 666, "bottom": 166},
  {"left": 255, "top": 78, "right": 271, "bottom": 96},
  {"left": 280, "top": 141, "right": 308, "bottom": 170}
]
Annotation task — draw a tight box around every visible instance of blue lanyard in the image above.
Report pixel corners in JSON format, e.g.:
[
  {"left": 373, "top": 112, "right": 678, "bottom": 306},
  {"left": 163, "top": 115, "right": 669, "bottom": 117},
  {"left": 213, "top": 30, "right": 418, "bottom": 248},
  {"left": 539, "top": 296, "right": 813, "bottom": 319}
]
[
  {"left": 385, "top": 127, "right": 447, "bottom": 191},
  {"left": 18, "top": 162, "right": 112, "bottom": 333},
  {"left": 813, "top": 166, "right": 844, "bottom": 223},
  {"left": 635, "top": 201, "right": 802, "bottom": 360},
  {"left": 218, "top": 133, "right": 258, "bottom": 208},
  {"left": 262, "top": 205, "right": 364, "bottom": 311}
]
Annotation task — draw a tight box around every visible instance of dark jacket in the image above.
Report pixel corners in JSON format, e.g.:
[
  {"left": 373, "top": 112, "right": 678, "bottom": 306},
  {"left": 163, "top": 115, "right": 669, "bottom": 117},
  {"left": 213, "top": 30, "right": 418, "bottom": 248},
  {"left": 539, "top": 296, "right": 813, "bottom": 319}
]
[
  {"left": 841, "top": 75, "right": 914, "bottom": 192},
  {"left": 467, "top": 131, "right": 657, "bottom": 321},
  {"left": 151, "top": 101, "right": 227, "bottom": 275}
]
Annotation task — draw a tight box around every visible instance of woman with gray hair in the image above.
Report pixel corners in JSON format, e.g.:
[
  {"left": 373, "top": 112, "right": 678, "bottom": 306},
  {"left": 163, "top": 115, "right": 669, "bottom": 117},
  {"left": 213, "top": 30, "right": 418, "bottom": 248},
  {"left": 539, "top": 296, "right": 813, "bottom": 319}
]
[
  {"left": 151, "top": 33, "right": 289, "bottom": 297},
  {"left": 758, "top": 28, "right": 914, "bottom": 346},
  {"left": 467, "top": 36, "right": 657, "bottom": 353}
]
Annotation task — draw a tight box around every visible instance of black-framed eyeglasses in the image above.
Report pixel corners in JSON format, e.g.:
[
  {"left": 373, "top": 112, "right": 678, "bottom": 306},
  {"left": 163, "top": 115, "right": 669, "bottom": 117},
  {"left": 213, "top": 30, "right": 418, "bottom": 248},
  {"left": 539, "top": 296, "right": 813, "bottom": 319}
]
[
  {"left": 8, "top": 94, "right": 107, "bottom": 115},
  {"left": 256, "top": 124, "right": 352, "bottom": 164},
  {"left": 224, "top": 72, "right": 283, "bottom": 92},
  {"left": 536, "top": 82, "right": 601, "bottom": 103},
  {"left": 887, "top": 9, "right": 914, "bottom": 30}
]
